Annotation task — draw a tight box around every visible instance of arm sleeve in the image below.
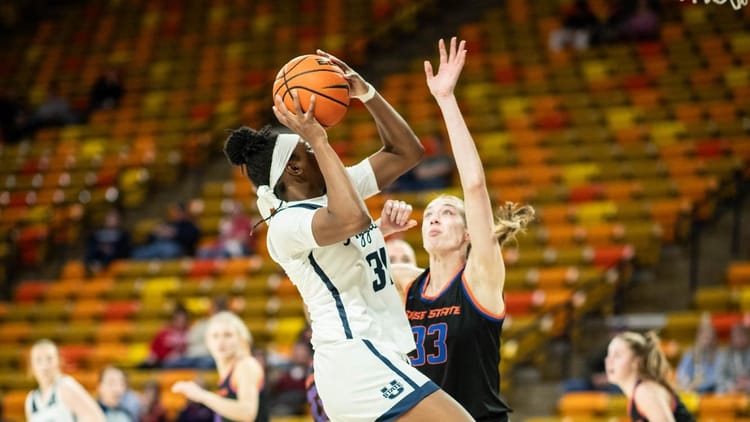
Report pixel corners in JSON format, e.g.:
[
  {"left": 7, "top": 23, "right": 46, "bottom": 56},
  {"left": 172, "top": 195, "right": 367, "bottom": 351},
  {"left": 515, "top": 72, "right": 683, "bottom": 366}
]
[{"left": 348, "top": 159, "right": 379, "bottom": 199}]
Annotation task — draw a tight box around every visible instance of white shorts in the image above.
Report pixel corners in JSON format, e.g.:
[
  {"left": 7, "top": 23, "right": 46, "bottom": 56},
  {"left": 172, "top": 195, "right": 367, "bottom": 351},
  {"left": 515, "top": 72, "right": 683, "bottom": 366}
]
[{"left": 313, "top": 339, "right": 439, "bottom": 422}]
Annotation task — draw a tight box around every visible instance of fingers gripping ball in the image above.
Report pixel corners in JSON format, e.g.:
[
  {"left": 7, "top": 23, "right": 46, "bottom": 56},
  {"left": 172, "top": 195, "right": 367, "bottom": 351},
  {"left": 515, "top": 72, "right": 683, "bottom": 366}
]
[{"left": 272, "top": 55, "right": 350, "bottom": 128}]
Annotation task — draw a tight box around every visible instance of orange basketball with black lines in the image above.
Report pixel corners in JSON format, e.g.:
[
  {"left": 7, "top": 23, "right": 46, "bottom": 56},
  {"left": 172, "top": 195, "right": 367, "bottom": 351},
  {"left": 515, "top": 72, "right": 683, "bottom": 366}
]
[{"left": 272, "top": 55, "right": 350, "bottom": 128}]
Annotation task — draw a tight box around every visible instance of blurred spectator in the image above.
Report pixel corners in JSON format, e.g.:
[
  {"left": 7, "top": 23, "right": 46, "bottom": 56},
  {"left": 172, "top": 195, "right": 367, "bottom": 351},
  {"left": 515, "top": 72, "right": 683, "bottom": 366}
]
[
  {"left": 0, "top": 87, "right": 30, "bottom": 143},
  {"left": 270, "top": 342, "right": 313, "bottom": 416},
  {"left": 163, "top": 297, "right": 229, "bottom": 369},
  {"left": 28, "top": 81, "right": 78, "bottom": 130},
  {"left": 388, "top": 133, "right": 453, "bottom": 192},
  {"left": 197, "top": 201, "right": 256, "bottom": 259},
  {"left": 140, "top": 305, "right": 190, "bottom": 368},
  {"left": 139, "top": 380, "right": 167, "bottom": 422},
  {"left": 120, "top": 389, "right": 142, "bottom": 422},
  {"left": 85, "top": 209, "right": 131, "bottom": 274},
  {"left": 174, "top": 375, "right": 213, "bottom": 422},
  {"left": 89, "top": 69, "right": 124, "bottom": 112},
  {"left": 386, "top": 238, "right": 417, "bottom": 265},
  {"left": 716, "top": 323, "right": 750, "bottom": 394},
  {"left": 619, "top": 0, "right": 660, "bottom": 42},
  {"left": 563, "top": 325, "right": 624, "bottom": 394},
  {"left": 549, "top": 0, "right": 600, "bottom": 52},
  {"left": 97, "top": 366, "right": 136, "bottom": 422},
  {"left": 132, "top": 203, "right": 201, "bottom": 260},
  {"left": 676, "top": 315, "right": 720, "bottom": 393}
]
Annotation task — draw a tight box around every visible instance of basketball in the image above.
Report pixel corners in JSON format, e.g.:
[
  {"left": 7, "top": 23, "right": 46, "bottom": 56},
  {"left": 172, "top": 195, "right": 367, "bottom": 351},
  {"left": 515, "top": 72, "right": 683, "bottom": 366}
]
[{"left": 272, "top": 54, "right": 350, "bottom": 128}]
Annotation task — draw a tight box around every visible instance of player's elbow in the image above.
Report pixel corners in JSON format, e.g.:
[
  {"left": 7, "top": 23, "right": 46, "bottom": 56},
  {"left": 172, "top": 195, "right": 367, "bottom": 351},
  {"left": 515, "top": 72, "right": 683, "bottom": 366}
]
[
  {"left": 404, "top": 138, "right": 425, "bottom": 165},
  {"left": 340, "top": 210, "right": 373, "bottom": 236},
  {"left": 462, "top": 175, "right": 487, "bottom": 193}
]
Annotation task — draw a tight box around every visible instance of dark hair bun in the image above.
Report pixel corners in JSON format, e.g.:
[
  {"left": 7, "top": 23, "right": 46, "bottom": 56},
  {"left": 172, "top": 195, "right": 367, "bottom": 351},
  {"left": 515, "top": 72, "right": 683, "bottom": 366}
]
[
  {"left": 224, "top": 127, "right": 253, "bottom": 166},
  {"left": 224, "top": 126, "right": 277, "bottom": 167}
]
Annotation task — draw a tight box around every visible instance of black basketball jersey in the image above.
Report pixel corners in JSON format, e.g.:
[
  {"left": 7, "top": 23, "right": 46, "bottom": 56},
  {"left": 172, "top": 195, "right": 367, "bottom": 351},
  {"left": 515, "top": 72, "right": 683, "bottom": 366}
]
[
  {"left": 629, "top": 380, "right": 694, "bottom": 422},
  {"left": 216, "top": 364, "right": 270, "bottom": 422},
  {"left": 405, "top": 267, "right": 512, "bottom": 421}
]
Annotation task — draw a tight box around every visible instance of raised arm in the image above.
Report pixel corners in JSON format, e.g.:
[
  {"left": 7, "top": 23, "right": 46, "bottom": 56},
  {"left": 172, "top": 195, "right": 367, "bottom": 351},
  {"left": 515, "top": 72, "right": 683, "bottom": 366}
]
[
  {"left": 172, "top": 357, "right": 263, "bottom": 422},
  {"left": 317, "top": 50, "right": 424, "bottom": 190},
  {"left": 274, "top": 91, "right": 371, "bottom": 246},
  {"left": 58, "top": 377, "right": 106, "bottom": 422},
  {"left": 426, "top": 38, "right": 506, "bottom": 313}
]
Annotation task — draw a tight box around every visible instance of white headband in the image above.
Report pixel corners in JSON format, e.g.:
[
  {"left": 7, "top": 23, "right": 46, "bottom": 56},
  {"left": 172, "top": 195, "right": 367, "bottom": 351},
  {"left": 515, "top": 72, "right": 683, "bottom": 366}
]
[{"left": 256, "top": 133, "right": 300, "bottom": 221}]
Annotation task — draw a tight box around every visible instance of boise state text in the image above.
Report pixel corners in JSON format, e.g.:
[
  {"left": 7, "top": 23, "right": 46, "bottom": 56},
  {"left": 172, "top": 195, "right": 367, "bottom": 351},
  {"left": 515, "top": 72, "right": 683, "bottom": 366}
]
[{"left": 406, "top": 305, "right": 461, "bottom": 321}]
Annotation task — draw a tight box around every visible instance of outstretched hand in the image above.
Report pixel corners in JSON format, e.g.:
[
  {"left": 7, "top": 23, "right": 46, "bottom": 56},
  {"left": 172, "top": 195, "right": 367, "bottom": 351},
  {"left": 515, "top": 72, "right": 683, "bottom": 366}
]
[
  {"left": 172, "top": 380, "right": 208, "bottom": 403},
  {"left": 377, "top": 199, "right": 417, "bottom": 237},
  {"left": 424, "top": 37, "right": 466, "bottom": 100},
  {"left": 273, "top": 90, "right": 327, "bottom": 145},
  {"left": 316, "top": 49, "right": 370, "bottom": 99}
]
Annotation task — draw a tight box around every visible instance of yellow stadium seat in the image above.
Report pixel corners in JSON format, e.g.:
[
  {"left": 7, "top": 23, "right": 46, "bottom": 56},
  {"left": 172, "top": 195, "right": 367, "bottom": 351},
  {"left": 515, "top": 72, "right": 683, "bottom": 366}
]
[
  {"left": 558, "top": 391, "right": 609, "bottom": 417},
  {"left": 649, "top": 121, "right": 686, "bottom": 145},
  {"left": 730, "top": 33, "right": 750, "bottom": 54},
  {"left": 121, "top": 343, "right": 150, "bottom": 368},
  {"left": 141, "top": 276, "right": 181, "bottom": 298},
  {"left": 728, "top": 262, "right": 750, "bottom": 287},
  {"left": 695, "top": 287, "right": 735, "bottom": 311},
  {"left": 499, "top": 97, "right": 528, "bottom": 117},
  {"left": 2, "top": 390, "right": 28, "bottom": 421},
  {"left": 561, "top": 163, "right": 600, "bottom": 185},
  {"left": 725, "top": 67, "right": 749, "bottom": 88},
  {"left": 606, "top": 107, "right": 638, "bottom": 130}
]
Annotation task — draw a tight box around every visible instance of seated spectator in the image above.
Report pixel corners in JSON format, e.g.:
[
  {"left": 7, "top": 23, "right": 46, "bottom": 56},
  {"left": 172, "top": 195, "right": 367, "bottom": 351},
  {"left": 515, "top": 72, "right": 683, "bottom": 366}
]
[
  {"left": 676, "top": 314, "right": 720, "bottom": 393},
  {"left": 140, "top": 305, "right": 190, "bottom": 368},
  {"left": 716, "top": 323, "right": 750, "bottom": 394},
  {"left": 563, "top": 325, "right": 624, "bottom": 394},
  {"left": 549, "top": 0, "right": 600, "bottom": 52},
  {"left": 388, "top": 133, "right": 453, "bottom": 192},
  {"left": 89, "top": 69, "right": 124, "bottom": 112},
  {"left": 270, "top": 341, "right": 312, "bottom": 416},
  {"left": 28, "top": 81, "right": 78, "bottom": 130},
  {"left": 163, "top": 297, "right": 228, "bottom": 369},
  {"left": 132, "top": 203, "right": 201, "bottom": 260},
  {"left": 97, "top": 366, "right": 136, "bottom": 422},
  {"left": 618, "top": 0, "right": 660, "bottom": 42},
  {"left": 139, "top": 380, "right": 167, "bottom": 422},
  {"left": 85, "top": 209, "right": 131, "bottom": 274},
  {"left": 197, "top": 201, "right": 256, "bottom": 259}
]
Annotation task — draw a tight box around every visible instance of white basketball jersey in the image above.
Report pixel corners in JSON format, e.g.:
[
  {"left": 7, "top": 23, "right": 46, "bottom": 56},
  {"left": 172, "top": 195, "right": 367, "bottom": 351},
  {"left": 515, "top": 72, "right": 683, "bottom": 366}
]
[
  {"left": 25, "top": 376, "right": 77, "bottom": 422},
  {"left": 267, "top": 160, "right": 416, "bottom": 355}
]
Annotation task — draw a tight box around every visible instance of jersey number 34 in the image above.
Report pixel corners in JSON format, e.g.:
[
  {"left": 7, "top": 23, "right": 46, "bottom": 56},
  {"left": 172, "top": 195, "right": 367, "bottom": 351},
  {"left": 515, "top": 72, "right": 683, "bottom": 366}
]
[{"left": 366, "top": 247, "right": 393, "bottom": 292}]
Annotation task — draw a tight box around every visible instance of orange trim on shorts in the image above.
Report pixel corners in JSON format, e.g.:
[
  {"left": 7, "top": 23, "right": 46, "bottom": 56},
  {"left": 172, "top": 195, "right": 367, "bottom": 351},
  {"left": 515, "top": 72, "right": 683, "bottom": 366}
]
[{"left": 461, "top": 273, "right": 506, "bottom": 320}]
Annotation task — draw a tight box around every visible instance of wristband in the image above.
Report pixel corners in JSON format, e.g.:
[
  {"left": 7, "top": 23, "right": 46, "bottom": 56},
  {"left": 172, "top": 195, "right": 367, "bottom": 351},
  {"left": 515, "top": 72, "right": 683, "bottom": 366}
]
[{"left": 352, "top": 82, "right": 376, "bottom": 103}]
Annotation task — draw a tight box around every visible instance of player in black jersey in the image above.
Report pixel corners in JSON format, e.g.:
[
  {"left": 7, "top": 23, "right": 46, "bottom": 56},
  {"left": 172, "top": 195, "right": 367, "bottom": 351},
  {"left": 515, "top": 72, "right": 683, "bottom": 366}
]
[
  {"left": 392, "top": 37, "right": 534, "bottom": 421},
  {"left": 605, "top": 331, "right": 695, "bottom": 422},
  {"left": 172, "top": 311, "right": 269, "bottom": 422}
]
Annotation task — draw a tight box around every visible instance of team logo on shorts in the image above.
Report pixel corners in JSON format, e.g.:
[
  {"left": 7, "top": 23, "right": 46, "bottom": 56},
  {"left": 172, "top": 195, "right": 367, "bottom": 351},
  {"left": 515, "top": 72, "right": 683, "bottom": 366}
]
[{"left": 380, "top": 380, "right": 404, "bottom": 399}]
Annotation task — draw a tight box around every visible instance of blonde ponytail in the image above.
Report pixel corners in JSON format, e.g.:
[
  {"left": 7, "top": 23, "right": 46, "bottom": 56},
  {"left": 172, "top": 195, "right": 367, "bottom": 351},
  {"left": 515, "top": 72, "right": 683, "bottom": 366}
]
[
  {"left": 619, "top": 331, "right": 677, "bottom": 394},
  {"left": 493, "top": 202, "right": 535, "bottom": 246}
]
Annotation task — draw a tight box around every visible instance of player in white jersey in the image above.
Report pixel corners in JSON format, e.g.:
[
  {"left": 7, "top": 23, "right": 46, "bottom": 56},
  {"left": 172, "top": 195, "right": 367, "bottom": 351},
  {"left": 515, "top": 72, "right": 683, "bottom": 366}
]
[
  {"left": 25, "top": 339, "right": 106, "bottom": 422},
  {"left": 223, "top": 49, "right": 472, "bottom": 422}
]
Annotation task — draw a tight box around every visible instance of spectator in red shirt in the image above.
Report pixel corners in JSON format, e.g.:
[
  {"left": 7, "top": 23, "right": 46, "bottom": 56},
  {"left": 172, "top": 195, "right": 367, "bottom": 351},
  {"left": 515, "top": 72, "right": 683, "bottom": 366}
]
[{"left": 140, "top": 305, "right": 190, "bottom": 368}]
